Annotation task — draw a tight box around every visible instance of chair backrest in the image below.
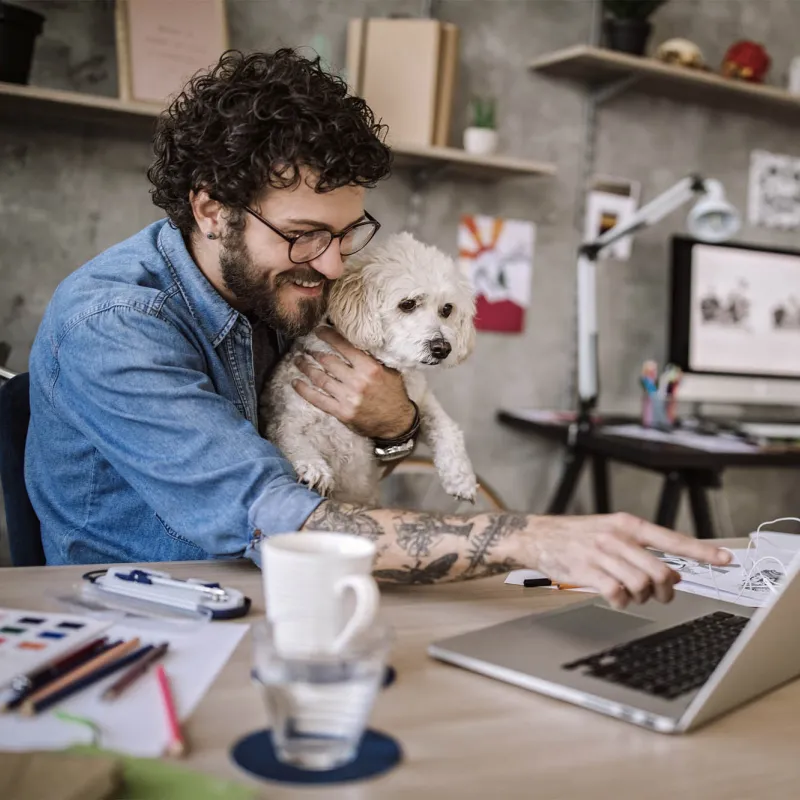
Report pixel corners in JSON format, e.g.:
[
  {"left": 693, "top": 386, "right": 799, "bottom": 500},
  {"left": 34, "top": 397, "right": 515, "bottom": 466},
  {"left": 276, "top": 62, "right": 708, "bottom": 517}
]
[{"left": 0, "top": 371, "right": 45, "bottom": 566}]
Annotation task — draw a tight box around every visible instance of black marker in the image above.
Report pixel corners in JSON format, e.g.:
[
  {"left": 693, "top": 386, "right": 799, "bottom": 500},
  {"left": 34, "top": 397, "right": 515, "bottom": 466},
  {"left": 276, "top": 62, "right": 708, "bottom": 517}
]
[{"left": 523, "top": 578, "right": 552, "bottom": 588}]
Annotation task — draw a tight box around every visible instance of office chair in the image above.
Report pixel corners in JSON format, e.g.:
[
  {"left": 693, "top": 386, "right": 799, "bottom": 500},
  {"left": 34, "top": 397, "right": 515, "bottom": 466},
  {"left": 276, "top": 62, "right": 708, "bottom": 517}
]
[{"left": 0, "top": 369, "right": 45, "bottom": 566}]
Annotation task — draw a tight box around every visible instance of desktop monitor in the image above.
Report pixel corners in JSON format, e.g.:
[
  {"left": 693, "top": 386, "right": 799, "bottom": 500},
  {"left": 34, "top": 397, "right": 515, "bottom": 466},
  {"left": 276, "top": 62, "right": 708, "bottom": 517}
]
[{"left": 669, "top": 236, "right": 800, "bottom": 407}]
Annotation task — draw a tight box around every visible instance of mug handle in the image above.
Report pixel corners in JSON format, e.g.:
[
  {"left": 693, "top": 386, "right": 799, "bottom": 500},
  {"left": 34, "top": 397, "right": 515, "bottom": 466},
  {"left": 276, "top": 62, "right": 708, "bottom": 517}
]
[{"left": 331, "top": 574, "right": 379, "bottom": 652}]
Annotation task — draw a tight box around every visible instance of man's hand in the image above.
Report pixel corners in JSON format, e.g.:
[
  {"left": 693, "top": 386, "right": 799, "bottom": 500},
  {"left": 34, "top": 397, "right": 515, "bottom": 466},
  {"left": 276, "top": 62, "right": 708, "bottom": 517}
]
[
  {"left": 293, "top": 326, "right": 415, "bottom": 439},
  {"left": 519, "top": 513, "right": 732, "bottom": 610}
]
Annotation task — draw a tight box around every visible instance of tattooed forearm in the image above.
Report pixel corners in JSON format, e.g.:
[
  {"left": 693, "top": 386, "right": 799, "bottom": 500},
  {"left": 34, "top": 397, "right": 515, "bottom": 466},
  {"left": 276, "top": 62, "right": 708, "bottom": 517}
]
[
  {"left": 302, "top": 501, "right": 530, "bottom": 584},
  {"left": 303, "top": 499, "right": 384, "bottom": 542}
]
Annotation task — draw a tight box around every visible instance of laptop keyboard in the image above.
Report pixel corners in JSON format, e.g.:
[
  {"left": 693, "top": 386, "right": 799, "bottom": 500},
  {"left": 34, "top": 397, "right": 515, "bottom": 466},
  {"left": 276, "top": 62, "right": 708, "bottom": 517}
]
[{"left": 562, "top": 611, "right": 749, "bottom": 700}]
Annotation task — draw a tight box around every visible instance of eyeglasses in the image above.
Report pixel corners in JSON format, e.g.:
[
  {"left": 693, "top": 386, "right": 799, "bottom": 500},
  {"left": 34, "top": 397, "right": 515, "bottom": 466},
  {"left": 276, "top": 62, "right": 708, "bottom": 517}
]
[{"left": 244, "top": 207, "right": 381, "bottom": 264}]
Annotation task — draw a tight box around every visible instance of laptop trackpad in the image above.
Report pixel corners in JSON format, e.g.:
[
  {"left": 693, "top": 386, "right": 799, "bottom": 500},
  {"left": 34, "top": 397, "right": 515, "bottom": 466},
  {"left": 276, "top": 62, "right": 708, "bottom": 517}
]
[{"left": 535, "top": 604, "right": 654, "bottom": 643}]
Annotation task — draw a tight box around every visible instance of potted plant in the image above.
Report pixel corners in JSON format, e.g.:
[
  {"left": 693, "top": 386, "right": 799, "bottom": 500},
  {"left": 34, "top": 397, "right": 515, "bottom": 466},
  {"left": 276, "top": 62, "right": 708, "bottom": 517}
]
[
  {"left": 463, "top": 96, "right": 498, "bottom": 156},
  {"left": 603, "top": 0, "right": 667, "bottom": 56}
]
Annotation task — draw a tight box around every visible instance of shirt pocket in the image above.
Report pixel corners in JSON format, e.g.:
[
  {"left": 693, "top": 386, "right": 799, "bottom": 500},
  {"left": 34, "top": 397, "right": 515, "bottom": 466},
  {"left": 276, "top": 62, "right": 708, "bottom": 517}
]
[{"left": 154, "top": 514, "right": 208, "bottom": 560}]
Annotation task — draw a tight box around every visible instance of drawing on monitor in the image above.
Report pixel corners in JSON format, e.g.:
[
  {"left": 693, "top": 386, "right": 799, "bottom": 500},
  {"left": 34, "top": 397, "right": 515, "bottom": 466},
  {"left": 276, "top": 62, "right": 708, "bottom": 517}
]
[{"left": 688, "top": 243, "right": 800, "bottom": 377}]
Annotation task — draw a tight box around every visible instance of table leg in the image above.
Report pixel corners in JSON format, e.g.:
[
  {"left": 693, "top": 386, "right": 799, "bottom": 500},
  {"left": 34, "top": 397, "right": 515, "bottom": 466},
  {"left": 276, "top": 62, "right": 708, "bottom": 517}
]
[
  {"left": 547, "top": 448, "right": 587, "bottom": 514},
  {"left": 686, "top": 475, "right": 716, "bottom": 540},
  {"left": 592, "top": 456, "right": 611, "bottom": 514},
  {"left": 656, "top": 472, "right": 683, "bottom": 530}
]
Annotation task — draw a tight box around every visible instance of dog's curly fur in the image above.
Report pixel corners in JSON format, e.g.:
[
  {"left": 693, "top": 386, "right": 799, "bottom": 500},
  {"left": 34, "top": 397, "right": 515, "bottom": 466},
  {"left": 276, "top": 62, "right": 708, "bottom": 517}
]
[{"left": 261, "top": 232, "right": 477, "bottom": 505}]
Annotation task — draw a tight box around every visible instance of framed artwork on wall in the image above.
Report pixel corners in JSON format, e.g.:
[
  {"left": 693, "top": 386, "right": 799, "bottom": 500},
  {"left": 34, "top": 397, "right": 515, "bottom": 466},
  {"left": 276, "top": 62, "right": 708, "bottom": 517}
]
[{"left": 115, "top": 0, "right": 229, "bottom": 105}]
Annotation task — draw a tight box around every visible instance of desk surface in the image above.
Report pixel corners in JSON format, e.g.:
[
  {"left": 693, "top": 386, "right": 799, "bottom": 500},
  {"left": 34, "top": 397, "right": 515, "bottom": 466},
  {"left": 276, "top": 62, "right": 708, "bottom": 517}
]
[
  {"left": 498, "top": 409, "right": 800, "bottom": 471},
  {"left": 2, "top": 549, "right": 799, "bottom": 799}
]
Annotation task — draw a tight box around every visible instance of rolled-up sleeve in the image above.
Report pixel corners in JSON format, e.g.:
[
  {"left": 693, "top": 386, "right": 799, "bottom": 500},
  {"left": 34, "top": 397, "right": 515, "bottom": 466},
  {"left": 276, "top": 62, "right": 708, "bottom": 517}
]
[{"left": 51, "top": 304, "right": 322, "bottom": 563}]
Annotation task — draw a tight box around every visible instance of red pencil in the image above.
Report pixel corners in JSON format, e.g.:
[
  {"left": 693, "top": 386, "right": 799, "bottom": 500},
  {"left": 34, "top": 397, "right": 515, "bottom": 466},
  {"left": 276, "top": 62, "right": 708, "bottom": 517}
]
[{"left": 155, "top": 664, "right": 186, "bottom": 758}]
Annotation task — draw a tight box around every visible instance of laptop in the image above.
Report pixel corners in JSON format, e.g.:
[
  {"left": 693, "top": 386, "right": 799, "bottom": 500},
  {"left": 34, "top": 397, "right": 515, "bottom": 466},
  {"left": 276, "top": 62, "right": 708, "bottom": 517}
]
[{"left": 428, "top": 551, "right": 800, "bottom": 733}]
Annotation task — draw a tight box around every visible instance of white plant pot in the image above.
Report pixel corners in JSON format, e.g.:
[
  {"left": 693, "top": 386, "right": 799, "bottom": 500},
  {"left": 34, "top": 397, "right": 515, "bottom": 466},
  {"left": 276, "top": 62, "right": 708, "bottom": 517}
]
[{"left": 463, "top": 127, "right": 498, "bottom": 156}]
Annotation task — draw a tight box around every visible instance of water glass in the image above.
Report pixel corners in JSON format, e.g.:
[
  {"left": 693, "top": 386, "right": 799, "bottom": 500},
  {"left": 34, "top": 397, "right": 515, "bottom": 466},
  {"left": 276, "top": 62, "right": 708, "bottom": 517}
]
[{"left": 251, "top": 616, "right": 392, "bottom": 771}]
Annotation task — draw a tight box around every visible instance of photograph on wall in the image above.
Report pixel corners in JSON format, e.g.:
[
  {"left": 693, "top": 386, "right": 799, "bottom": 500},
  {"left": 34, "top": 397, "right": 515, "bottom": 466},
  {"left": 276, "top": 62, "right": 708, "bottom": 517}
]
[
  {"left": 583, "top": 188, "right": 639, "bottom": 261},
  {"left": 747, "top": 149, "right": 800, "bottom": 230},
  {"left": 689, "top": 243, "right": 800, "bottom": 377},
  {"left": 458, "top": 215, "right": 535, "bottom": 334}
]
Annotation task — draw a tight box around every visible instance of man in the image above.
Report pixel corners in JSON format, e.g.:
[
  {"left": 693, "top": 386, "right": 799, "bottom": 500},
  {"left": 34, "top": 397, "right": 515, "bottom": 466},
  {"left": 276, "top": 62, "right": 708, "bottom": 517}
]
[{"left": 26, "top": 49, "right": 730, "bottom": 609}]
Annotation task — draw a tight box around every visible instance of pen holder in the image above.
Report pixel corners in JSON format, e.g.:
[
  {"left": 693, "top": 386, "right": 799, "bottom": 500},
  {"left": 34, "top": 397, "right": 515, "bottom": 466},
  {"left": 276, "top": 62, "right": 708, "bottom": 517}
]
[{"left": 642, "top": 393, "right": 673, "bottom": 431}]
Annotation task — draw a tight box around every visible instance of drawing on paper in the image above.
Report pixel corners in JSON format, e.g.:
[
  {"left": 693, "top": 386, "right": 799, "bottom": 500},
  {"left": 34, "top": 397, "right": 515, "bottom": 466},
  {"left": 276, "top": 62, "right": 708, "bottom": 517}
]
[
  {"left": 748, "top": 149, "right": 800, "bottom": 230},
  {"left": 771, "top": 295, "right": 800, "bottom": 330},
  {"left": 741, "top": 568, "right": 784, "bottom": 592},
  {"left": 650, "top": 550, "right": 733, "bottom": 576},
  {"left": 459, "top": 215, "right": 535, "bottom": 334},
  {"left": 698, "top": 279, "right": 751, "bottom": 328}
]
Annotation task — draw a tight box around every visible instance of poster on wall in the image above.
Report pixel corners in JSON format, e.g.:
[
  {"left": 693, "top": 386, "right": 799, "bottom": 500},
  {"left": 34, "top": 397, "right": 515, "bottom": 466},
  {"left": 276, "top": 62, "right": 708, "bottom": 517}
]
[
  {"left": 583, "top": 183, "right": 639, "bottom": 261},
  {"left": 747, "top": 149, "right": 800, "bottom": 230},
  {"left": 689, "top": 243, "right": 800, "bottom": 377},
  {"left": 458, "top": 215, "right": 535, "bottom": 334}
]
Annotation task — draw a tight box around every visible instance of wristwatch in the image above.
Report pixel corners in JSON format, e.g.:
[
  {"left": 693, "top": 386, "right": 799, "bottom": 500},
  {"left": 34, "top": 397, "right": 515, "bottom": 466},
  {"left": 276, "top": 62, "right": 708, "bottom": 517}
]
[{"left": 373, "top": 401, "right": 420, "bottom": 462}]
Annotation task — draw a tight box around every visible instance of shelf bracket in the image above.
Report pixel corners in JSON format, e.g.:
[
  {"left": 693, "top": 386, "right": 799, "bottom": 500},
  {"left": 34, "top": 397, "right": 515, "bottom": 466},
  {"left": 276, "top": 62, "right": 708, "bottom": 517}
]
[{"left": 593, "top": 75, "right": 641, "bottom": 107}]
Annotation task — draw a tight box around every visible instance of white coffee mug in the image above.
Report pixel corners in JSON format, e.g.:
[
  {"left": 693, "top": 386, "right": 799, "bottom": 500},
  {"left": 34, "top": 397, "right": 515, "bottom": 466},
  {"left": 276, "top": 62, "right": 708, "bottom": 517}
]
[{"left": 260, "top": 531, "right": 379, "bottom": 654}]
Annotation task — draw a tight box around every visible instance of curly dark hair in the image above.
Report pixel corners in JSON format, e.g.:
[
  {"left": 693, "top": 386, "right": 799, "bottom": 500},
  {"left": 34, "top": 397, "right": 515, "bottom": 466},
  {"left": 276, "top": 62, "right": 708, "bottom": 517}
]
[{"left": 147, "top": 49, "right": 392, "bottom": 235}]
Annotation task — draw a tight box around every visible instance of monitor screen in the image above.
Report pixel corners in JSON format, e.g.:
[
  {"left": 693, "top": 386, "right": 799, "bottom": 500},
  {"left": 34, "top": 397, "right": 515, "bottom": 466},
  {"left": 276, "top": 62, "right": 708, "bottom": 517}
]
[{"left": 670, "top": 237, "right": 800, "bottom": 381}]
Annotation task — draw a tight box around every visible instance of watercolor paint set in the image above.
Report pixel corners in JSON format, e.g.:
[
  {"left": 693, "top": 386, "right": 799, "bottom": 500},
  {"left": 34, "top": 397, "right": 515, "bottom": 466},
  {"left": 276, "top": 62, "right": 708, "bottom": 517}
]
[{"left": 0, "top": 608, "right": 111, "bottom": 691}]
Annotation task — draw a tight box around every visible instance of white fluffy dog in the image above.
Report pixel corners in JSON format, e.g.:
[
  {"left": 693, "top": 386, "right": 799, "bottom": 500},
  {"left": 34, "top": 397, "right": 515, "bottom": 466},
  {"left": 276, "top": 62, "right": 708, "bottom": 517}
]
[{"left": 261, "top": 232, "right": 477, "bottom": 506}]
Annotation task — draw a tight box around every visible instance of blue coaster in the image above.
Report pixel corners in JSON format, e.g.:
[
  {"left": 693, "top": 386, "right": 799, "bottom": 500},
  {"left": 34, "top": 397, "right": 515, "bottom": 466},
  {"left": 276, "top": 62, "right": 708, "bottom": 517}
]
[{"left": 231, "top": 728, "right": 402, "bottom": 784}]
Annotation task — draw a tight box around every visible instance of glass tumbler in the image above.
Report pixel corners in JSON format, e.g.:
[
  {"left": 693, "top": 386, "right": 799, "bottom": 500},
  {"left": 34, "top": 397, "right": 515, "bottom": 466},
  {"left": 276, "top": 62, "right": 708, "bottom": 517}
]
[{"left": 251, "top": 616, "right": 392, "bottom": 771}]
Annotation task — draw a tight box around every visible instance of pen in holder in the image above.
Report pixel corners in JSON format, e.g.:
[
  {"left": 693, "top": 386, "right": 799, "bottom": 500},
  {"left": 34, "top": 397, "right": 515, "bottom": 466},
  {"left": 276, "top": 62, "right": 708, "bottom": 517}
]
[{"left": 640, "top": 361, "right": 681, "bottom": 431}]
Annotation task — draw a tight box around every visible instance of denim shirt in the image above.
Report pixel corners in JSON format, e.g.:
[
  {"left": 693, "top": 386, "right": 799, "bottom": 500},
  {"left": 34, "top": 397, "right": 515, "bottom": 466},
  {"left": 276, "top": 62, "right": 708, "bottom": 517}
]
[{"left": 26, "top": 220, "right": 323, "bottom": 566}]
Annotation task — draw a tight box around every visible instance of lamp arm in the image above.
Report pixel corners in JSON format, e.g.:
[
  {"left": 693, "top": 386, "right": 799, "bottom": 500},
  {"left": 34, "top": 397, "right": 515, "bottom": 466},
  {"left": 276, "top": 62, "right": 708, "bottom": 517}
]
[
  {"left": 576, "top": 173, "right": 710, "bottom": 424},
  {"left": 584, "top": 175, "right": 707, "bottom": 256}
]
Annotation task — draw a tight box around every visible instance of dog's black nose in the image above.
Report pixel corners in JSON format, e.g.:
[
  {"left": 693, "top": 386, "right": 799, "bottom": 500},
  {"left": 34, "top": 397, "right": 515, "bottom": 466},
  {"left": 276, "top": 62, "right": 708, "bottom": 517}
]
[{"left": 429, "top": 338, "right": 452, "bottom": 360}]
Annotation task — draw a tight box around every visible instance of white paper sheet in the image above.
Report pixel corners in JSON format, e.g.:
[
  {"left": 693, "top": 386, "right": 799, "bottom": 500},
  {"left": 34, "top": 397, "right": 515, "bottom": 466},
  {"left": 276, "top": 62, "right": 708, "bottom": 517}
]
[
  {"left": 506, "top": 543, "right": 799, "bottom": 609},
  {"left": 0, "top": 621, "right": 249, "bottom": 757},
  {"left": 602, "top": 424, "right": 757, "bottom": 453}
]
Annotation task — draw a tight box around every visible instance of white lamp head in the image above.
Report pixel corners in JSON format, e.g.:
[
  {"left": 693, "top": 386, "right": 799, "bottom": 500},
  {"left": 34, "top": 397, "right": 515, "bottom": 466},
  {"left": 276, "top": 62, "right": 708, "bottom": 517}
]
[{"left": 687, "top": 178, "right": 741, "bottom": 243}]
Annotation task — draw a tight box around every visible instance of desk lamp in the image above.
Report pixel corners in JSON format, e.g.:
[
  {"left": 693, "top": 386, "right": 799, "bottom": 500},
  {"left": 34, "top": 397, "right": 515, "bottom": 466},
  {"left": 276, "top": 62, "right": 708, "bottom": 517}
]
[{"left": 576, "top": 174, "right": 741, "bottom": 428}]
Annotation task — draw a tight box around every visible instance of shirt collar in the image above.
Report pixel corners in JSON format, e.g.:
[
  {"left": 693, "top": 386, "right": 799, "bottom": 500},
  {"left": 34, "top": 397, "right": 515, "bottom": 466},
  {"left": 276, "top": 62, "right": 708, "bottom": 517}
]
[{"left": 157, "top": 221, "right": 240, "bottom": 347}]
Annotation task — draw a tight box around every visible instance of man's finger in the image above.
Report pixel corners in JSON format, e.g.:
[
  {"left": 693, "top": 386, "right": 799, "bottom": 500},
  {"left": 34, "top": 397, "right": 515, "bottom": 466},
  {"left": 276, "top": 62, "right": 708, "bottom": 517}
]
[
  {"left": 292, "top": 378, "right": 339, "bottom": 415},
  {"left": 315, "top": 326, "right": 370, "bottom": 367},
  {"left": 581, "top": 567, "right": 631, "bottom": 610},
  {"left": 294, "top": 357, "right": 343, "bottom": 400},
  {"left": 602, "top": 537, "right": 680, "bottom": 604},
  {"left": 306, "top": 350, "right": 352, "bottom": 382},
  {"left": 593, "top": 552, "right": 654, "bottom": 605},
  {"left": 620, "top": 515, "right": 732, "bottom": 566}
]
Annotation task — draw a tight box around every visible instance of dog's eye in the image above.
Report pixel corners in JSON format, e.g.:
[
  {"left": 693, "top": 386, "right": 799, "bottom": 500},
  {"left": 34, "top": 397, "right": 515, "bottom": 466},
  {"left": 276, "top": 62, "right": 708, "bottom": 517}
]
[
  {"left": 398, "top": 299, "right": 417, "bottom": 313},
  {"left": 440, "top": 303, "right": 453, "bottom": 319}
]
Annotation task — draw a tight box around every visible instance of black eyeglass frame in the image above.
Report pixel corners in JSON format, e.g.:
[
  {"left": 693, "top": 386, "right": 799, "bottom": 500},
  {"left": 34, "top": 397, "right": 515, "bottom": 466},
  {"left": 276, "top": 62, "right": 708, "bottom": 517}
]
[{"left": 244, "top": 207, "right": 381, "bottom": 264}]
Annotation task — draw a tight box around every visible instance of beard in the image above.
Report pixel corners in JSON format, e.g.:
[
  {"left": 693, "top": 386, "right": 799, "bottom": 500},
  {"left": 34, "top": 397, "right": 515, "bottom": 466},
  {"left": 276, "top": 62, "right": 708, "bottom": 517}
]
[{"left": 219, "top": 226, "right": 331, "bottom": 337}]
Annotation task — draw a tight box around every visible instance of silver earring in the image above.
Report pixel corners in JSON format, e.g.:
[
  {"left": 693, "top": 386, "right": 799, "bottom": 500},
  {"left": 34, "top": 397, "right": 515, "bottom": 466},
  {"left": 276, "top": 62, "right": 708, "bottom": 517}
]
[{"left": 207, "top": 232, "right": 217, "bottom": 240}]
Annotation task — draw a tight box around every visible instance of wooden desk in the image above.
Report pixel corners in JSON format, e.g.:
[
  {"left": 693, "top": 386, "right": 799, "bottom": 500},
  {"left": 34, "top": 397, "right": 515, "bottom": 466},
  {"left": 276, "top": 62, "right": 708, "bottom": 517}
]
[{"left": 2, "top": 553, "right": 798, "bottom": 799}]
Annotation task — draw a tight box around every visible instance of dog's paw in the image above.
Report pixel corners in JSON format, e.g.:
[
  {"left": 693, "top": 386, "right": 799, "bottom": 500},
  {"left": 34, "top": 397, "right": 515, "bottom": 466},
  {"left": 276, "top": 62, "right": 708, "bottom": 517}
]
[
  {"left": 440, "top": 468, "right": 478, "bottom": 504},
  {"left": 294, "top": 460, "right": 336, "bottom": 496}
]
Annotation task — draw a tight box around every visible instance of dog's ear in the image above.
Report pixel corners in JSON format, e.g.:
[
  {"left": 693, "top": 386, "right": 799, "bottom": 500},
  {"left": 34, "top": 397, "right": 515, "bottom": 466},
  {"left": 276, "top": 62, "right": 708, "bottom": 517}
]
[
  {"left": 452, "top": 268, "right": 477, "bottom": 363},
  {"left": 326, "top": 266, "right": 384, "bottom": 351}
]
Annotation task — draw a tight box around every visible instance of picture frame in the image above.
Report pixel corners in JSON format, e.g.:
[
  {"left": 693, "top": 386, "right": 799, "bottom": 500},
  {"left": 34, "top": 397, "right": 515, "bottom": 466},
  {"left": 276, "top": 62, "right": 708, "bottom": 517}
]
[{"left": 115, "top": 0, "right": 229, "bottom": 105}]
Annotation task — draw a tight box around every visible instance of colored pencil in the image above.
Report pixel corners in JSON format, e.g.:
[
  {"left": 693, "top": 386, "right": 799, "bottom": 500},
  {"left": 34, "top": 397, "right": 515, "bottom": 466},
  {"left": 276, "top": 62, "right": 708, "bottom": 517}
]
[
  {"left": 3, "top": 637, "right": 110, "bottom": 712},
  {"left": 156, "top": 664, "right": 186, "bottom": 758},
  {"left": 20, "top": 638, "right": 141, "bottom": 716},
  {"left": 102, "top": 641, "right": 169, "bottom": 701}
]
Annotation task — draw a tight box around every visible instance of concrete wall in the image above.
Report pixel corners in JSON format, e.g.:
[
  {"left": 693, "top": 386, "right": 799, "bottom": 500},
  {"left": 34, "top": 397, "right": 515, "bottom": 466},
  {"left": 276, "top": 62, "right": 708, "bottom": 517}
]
[{"left": 2, "top": 0, "right": 799, "bottom": 563}]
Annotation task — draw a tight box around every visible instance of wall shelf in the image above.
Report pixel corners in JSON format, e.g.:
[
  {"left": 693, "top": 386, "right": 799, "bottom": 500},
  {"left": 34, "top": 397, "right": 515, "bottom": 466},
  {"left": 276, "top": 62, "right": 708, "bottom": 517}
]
[
  {"left": 390, "top": 141, "right": 556, "bottom": 180},
  {"left": 530, "top": 45, "right": 800, "bottom": 120},
  {"left": 0, "top": 81, "right": 556, "bottom": 181}
]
